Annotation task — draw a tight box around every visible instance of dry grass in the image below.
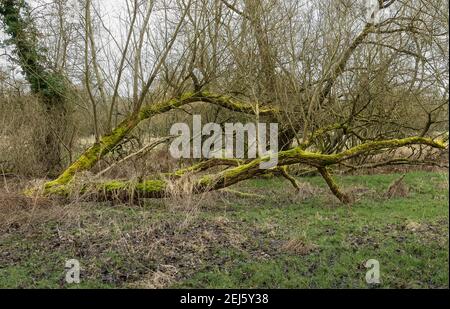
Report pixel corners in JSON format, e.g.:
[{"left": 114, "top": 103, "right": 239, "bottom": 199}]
[
  {"left": 163, "top": 172, "right": 217, "bottom": 228},
  {"left": 288, "top": 182, "right": 322, "bottom": 202},
  {"left": 0, "top": 176, "right": 80, "bottom": 234},
  {"left": 385, "top": 174, "right": 410, "bottom": 199},
  {"left": 0, "top": 193, "right": 275, "bottom": 287},
  {"left": 282, "top": 236, "right": 319, "bottom": 256},
  {"left": 0, "top": 170, "right": 447, "bottom": 288},
  {"left": 0, "top": 190, "right": 61, "bottom": 234},
  {"left": 129, "top": 264, "right": 179, "bottom": 289},
  {"left": 0, "top": 95, "right": 65, "bottom": 176}
]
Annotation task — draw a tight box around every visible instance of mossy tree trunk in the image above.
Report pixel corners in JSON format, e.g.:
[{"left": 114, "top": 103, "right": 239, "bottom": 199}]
[
  {"left": 43, "top": 91, "right": 277, "bottom": 192},
  {"left": 43, "top": 135, "right": 445, "bottom": 203},
  {"left": 317, "top": 167, "right": 351, "bottom": 204}
]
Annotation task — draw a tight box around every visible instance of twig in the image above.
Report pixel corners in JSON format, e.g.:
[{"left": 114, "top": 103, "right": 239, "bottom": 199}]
[
  {"left": 95, "top": 136, "right": 176, "bottom": 178},
  {"left": 276, "top": 166, "right": 301, "bottom": 191}
]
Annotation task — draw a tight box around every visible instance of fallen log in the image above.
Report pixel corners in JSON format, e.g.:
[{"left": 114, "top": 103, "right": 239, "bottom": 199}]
[
  {"left": 44, "top": 92, "right": 277, "bottom": 193},
  {"left": 42, "top": 137, "right": 445, "bottom": 204}
]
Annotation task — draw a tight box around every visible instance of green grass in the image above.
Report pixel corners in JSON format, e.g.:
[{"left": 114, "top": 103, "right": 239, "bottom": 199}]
[{"left": 0, "top": 171, "right": 448, "bottom": 288}]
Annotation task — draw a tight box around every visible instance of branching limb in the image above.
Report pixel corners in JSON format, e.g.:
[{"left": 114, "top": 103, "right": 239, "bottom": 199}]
[
  {"left": 317, "top": 167, "right": 351, "bottom": 204},
  {"left": 95, "top": 136, "right": 176, "bottom": 178},
  {"left": 276, "top": 166, "right": 301, "bottom": 191},
  {"left": 42, "top": 136, "right": 446, "bottom": 203},
  {"left": 170, "top": 158, "right": 243, "bottom": 178},
  {"left": 44, "top": 92, "right": 277, "bottom": 192},
  {"left": 340, "top": 158, "right": 449, "bottom": 172}
]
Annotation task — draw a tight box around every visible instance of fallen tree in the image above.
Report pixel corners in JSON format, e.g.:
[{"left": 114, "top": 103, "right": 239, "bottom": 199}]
[
  {"left": 43, "top": 91, "right": 277, "bottom": 193},
  {"left": 17, "top": 0, "right": 447, "bottom": 205},
  {"left": 39, "top": 88, "right": 445, "bottom": 204},
  {"left": 41, "top": 125, "right": 445, "bottom": 204}
]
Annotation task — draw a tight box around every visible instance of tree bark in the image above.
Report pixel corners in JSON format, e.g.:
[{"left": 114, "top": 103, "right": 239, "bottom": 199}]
[
  {"left": 42, "top": 136, "right": 445, "bottom": 203},
  {"left": 44, "top": 92, "right": 277, "bottom": 192}
]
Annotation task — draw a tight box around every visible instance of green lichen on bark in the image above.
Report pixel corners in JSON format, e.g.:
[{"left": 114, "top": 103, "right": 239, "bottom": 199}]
[
  {"left": 92, "top": 179, "right": 167, "bottom": 199},
  {"left": 139, "top": 92, "right": 197, "bottom": 120},
  {"left": 332, "top": 137, "right": 446, "bottom": 163},
  {"left": 42, "top": 101, "right": 446, "bottom": 203},
  {"left": 44, "top": 91, "right": 276, "bottom": 193},
  {"left": 317, "top": 167, "right": 351, "bottom": 204},
  {"left": 44, "top": 117, "right": 139, "bottom": 192},
  {"left": 198, "top": 91, "right": 277, "bottom": 116},
  {"left": 172, "top": 158, "right": 242, "bottom": 177}
]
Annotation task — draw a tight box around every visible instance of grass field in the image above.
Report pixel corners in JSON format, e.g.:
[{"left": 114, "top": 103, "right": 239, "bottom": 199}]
[{"left": 0, "top": 170, "right": 448, "bottom": 288}]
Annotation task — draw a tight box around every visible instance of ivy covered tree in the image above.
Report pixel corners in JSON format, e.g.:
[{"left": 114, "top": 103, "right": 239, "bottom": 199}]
[{"left": 0, "top": 0, "right": 69, "bottom": 175}]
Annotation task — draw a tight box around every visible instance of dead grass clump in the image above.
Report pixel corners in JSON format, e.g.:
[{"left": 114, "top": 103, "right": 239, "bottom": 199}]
[
  {"left": 297, "top": 182, "right": 320, "bottom": 199},
  {"left": 385, "top": 174, "right": 410, "bottom": 199},
  {"left": 163, "top": 173, "right": 211, "bottom": 228},
  {"left": 165, "top": 173, "right": 197, "bottom": 211},
  {"left": 405, "top": 221, "right": 424, "bottom": 232},
  {"left": 282, "top": 237, "right": 319, "bottom": 256},
  {"left": 0, "top": 192, "right": 50, "bottom": 211},
  {"left": 0, "top": 191, "right": 61, "bottom": 233},
  {"left": 164, "top": 173, "right": 216, "bottom": 216},
  {"left": 128, "top": 265, "right": 179, "bottom": 289},
  {"left": 346, "top": 185, "right": 376, "bottom": 202},
  {"left": 288, "top": 182, "right": 321, "bottom": 203}
]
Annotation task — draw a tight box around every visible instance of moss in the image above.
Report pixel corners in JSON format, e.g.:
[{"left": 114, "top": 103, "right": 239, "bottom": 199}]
[
  {"left": 44, "top": 90, "right": 280, "bottom": 193},
  {"left": 300, "top": 123, "right": 344, "bottom": 149},
  {"left": 317, "top": 167, "right": 351, "bottom": 204},
  {"left": 42, "top": 113, "right": 446, "bottom": 202},
  {"left": 139, "top": 92, "right": 197, "bottom": 120},
  {"left": 200, "top": 91, "right": 275, "bottom": 114},
  {"left": 136, "top": 180, "right": 167, "bottom": 192},
  {"left": 102, "top": 180, "right": 129, "bottom": 191},
  {"left": 200, "top": 159, "right": 263, "bottom": 189},
  {"left": 198, "top": 175, "right": 215, "bottom": 187},
  {"left": 334, "top": 137, "right": 446, "bottom": 163},
  {"left": 278, "top": 136, "right": 446, "bottom": 168},
  {"left": 44, "top": 117, "right": 138, "bottom": 192},
  {"left": 45, "top": 92, "right": 200, "bottom": 192},
  {"left": 39, "top": 183, "right": 69, "bottom": 197},
  {"left": 180, "top": 91, "right": 196, "bottom": 101},
  {"left": 180, "top": 136, "right": 447, "bottom": 195},
  {"left": 276, "top": 147, "right": 334, "bottom": 166},
  {"left": 222, "top": 161, "right": 257, "bottom": 179},
  {"left": 44, "top": 178, "right": 167, "bottom": 200},
  {"left": 173, "top": 158, "right": 242, "bottom": 177}
]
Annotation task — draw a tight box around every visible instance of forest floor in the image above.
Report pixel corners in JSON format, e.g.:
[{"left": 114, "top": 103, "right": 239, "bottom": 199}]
[{"left": 0, "top": 170, "right": 448, "bottom": 288}]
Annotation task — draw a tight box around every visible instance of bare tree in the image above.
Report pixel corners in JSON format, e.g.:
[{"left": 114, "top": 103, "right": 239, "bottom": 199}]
[{"left": 1, "top": 0, "right": 445, "bottom": 203}]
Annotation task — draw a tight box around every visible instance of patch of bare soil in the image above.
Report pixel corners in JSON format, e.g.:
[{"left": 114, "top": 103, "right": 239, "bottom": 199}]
[
  {"left": 0, "top": 201, "right": 281, "bottom": 288},
  {"left": 382, "top": 220, "right": 449, "bottom": 247},
  {"left": 346, "top": 234, "right": 380, "bottom": 250}
]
